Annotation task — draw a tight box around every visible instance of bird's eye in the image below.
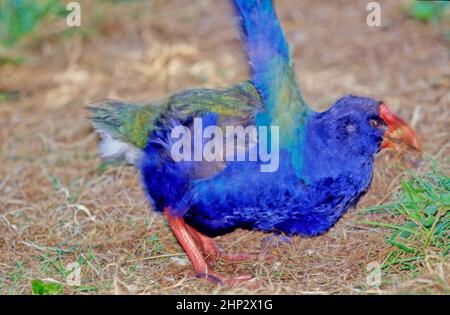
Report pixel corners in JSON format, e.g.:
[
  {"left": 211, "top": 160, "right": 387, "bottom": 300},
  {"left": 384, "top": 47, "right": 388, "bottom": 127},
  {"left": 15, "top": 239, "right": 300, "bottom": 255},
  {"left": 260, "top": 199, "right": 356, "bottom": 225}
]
[
  {"left": 369, "top": 118, "right": 381, "bottom": 128},
  {"left": 345, "top": 123, "right": 357, "bottom": 134}
]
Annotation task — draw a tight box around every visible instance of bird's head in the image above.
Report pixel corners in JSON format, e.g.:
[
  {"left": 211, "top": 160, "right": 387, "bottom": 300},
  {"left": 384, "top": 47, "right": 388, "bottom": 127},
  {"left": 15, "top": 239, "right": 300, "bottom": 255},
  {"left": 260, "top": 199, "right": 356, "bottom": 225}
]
[{"left": 313, "top": 95, "right": 422, "bottom": 158}]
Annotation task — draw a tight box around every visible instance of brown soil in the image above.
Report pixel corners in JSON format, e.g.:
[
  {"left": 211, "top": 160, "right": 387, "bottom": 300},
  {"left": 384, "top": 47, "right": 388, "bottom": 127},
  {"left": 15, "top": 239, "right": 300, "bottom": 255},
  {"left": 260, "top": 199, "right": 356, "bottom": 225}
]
[{"left": 0, "top": 0, "right": 448, "bottom": 294}]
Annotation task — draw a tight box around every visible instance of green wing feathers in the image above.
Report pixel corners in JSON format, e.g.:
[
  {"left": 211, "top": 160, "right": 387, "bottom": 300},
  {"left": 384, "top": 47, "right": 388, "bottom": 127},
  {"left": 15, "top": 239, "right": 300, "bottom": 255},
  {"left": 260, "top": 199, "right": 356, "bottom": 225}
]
[
  {"left": 88, "top": 81, "right": 262, "bottom": 156},
  {"left": 89, "top": 100, "right": 161, "bottom": 149},
  {"left": 164, "top": 81, "right": 262, "bottom": 126}
]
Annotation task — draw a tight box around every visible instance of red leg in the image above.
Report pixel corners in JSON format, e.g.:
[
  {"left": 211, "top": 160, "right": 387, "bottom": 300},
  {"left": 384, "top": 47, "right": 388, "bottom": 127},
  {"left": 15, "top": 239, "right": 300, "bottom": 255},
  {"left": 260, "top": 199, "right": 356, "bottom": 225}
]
[
  {"left": 164, "top": 208, "right": 253, "bottom": 285},
  {"left": 185, "top": 225, "right": 258, "bottom": 264}
]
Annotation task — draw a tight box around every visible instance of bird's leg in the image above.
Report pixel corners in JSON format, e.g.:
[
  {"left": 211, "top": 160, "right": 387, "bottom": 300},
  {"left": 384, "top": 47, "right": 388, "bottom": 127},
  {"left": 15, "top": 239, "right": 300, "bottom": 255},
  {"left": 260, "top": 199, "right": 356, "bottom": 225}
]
[
  {"left": 185, "top": 224, "right": 264, "bottom": 265},
  {"left": 163, "top": 208, "right": 253, "bottom": 285}
]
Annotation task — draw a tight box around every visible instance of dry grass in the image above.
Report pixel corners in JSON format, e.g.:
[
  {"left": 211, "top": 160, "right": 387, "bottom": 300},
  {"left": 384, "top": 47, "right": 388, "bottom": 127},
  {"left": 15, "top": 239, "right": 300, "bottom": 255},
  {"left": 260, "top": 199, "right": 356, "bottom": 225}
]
[{"left": 0, "top": 0, "right": 449, "bottom": 294}]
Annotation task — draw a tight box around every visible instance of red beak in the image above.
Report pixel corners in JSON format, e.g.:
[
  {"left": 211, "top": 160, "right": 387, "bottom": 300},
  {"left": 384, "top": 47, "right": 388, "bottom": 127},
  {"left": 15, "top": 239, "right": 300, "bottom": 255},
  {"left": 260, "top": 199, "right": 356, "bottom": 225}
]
[{"left": 379, "top": 104, "right": 422, "bottom": 153}]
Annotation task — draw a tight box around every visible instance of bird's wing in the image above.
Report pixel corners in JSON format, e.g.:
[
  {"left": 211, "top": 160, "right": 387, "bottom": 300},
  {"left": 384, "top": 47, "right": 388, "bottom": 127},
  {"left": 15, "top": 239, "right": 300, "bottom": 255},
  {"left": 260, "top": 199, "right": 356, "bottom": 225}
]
[
  {"left": 233, "top": 0, "right": 311, "bottom": 144},
  {"left": 164, "top": 80, "right": 262, "bottom": 127},
  {"left": 88, "top": 81, "right": 263, "bottom": 166}
]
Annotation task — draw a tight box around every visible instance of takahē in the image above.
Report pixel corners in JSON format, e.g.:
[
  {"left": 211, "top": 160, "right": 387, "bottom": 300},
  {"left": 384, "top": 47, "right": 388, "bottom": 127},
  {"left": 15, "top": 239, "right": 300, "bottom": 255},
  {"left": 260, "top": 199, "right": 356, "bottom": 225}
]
[{"left": 89, "top": 0, "right": 421, "bottom": 285}]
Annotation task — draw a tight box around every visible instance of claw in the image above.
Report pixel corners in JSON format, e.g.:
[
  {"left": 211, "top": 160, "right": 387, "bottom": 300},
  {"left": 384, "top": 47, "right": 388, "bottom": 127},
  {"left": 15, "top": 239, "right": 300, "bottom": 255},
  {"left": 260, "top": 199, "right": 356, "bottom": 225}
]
[
  {"left": 195, "top": 272, "right": 254, "bottom": 286},
  {"left": 221, "top": 252, "right": 274, "bottom": 264},
  {"left": 185, "top": 224, "right": 271, "bottom": 265}
]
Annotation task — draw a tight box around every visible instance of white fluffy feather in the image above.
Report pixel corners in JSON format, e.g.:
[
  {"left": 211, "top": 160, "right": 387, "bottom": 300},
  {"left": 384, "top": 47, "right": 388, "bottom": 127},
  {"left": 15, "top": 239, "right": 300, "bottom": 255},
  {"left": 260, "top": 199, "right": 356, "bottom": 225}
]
[{"left": 98, "top": 133, "right": 142, "bottom": 165}]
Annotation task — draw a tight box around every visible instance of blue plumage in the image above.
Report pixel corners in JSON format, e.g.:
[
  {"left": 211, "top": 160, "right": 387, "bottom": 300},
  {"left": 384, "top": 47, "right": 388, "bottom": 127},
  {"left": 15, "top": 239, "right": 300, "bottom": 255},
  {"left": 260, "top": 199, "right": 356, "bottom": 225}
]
[
  {"left": 90, "top": 0, "right": 420, "bottom": 284},
  {"left": 234, "top": 0, "right": 311, "bottom": 177},
  {"left": 137, "top": 1, "right": 387, "bottom": 237},
  {"left": 142, "top": 95, "right": 383, "bottom": 236}
]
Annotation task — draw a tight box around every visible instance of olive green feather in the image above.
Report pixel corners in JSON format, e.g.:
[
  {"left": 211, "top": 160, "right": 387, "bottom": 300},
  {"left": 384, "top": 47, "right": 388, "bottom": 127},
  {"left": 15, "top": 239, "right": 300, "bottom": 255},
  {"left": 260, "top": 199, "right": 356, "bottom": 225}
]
[{"left": 88, "top": 81, "right": 262, "bottom": 149}]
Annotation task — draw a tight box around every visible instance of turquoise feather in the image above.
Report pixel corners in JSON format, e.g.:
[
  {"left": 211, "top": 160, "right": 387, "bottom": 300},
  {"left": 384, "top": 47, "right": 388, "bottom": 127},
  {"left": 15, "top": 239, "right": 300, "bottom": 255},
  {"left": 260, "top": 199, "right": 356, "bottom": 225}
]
[{"left": 233, "top": 0, "right": 311, "bottom": 175}]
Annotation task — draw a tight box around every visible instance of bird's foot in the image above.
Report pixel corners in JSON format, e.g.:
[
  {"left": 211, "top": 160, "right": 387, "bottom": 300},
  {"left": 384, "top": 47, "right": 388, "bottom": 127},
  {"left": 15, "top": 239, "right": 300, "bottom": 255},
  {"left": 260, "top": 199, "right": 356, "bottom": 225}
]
[
  {"left": 219, "top": 251, "right": 275, "bottom": 264},
  {"left": 185, "top": 224, "right": 271, "bottom": 265},
  {"left": 164, "top": 207, "right": 255, "bottom": 286},
  {"left": 195, "top": 272, "right": 254, "bottom": 286},
  {"left": 219, "top": 252, "right": 258, "bottom": 263},
  {"left": 212, "top": 251, "right": 274, "bottom": 265}
]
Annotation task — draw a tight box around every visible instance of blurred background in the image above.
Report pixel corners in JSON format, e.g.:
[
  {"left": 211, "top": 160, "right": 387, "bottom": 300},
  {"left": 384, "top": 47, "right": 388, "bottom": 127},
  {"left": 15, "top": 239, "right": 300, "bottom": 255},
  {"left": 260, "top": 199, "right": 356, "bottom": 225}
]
[{"left": 0, "top": 0, "right": 448, "bottom": 294}]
